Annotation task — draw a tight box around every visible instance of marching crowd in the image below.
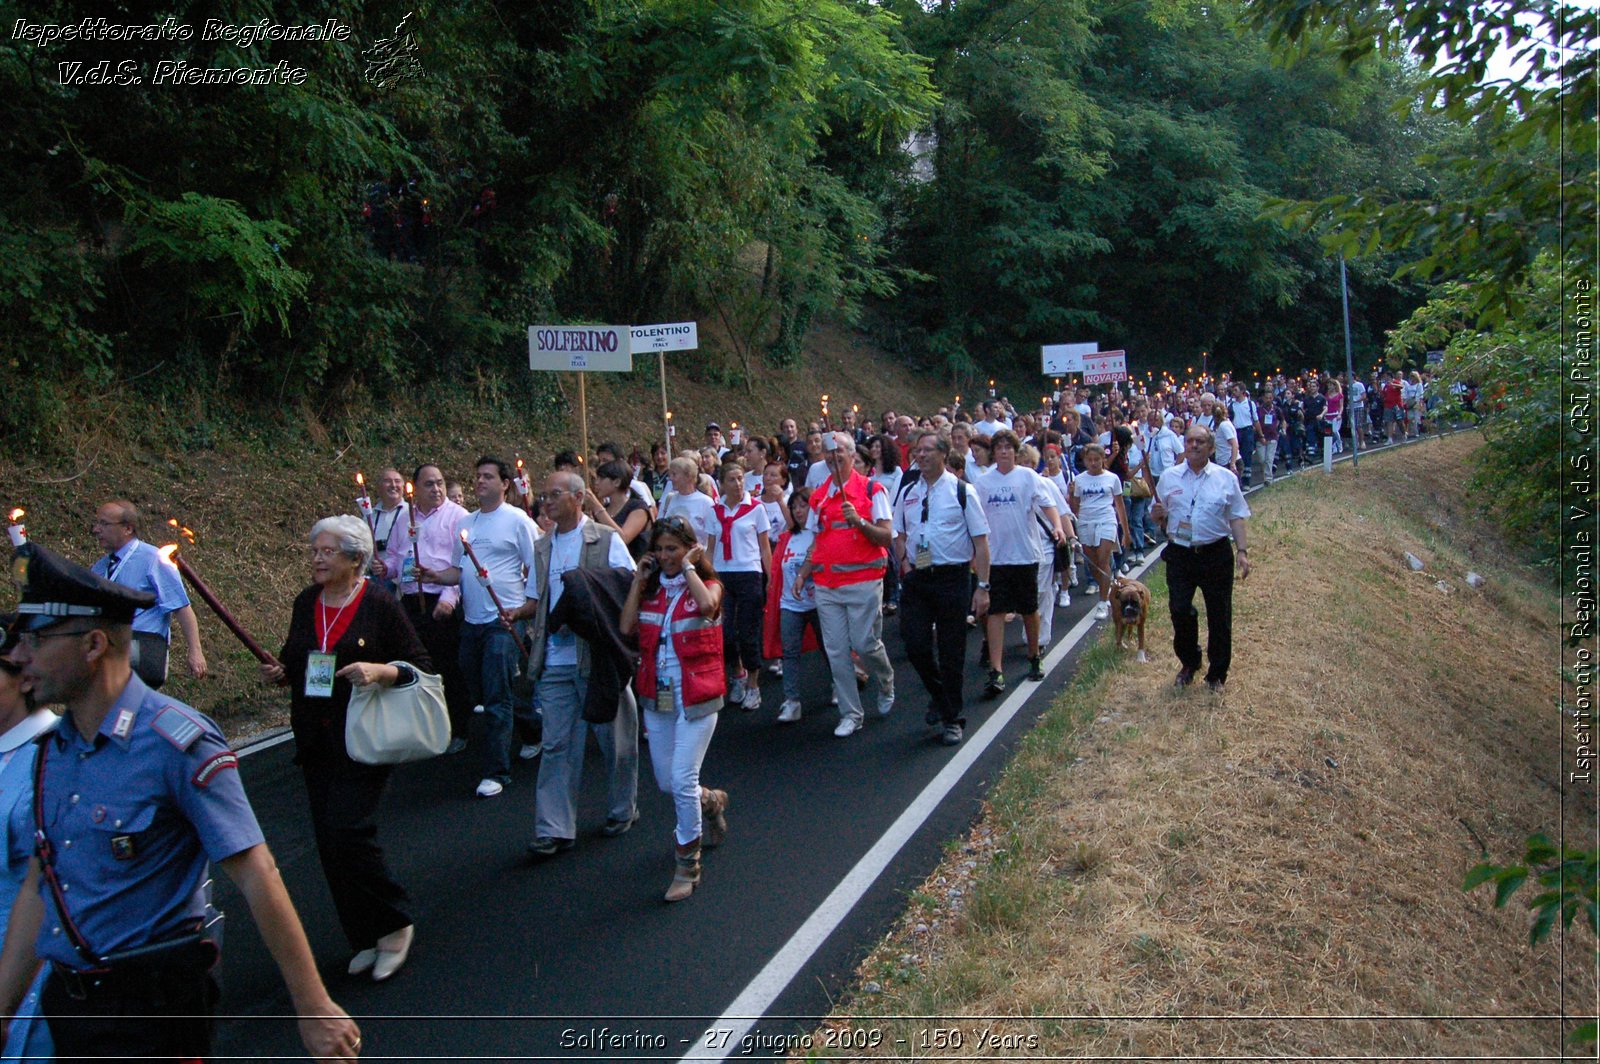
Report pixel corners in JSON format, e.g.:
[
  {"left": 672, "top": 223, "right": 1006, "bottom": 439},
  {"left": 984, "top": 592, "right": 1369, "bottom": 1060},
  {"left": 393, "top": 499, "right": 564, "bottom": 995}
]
[{"left": 0, "top": 364, "right": 1444, "bottom": 1060}]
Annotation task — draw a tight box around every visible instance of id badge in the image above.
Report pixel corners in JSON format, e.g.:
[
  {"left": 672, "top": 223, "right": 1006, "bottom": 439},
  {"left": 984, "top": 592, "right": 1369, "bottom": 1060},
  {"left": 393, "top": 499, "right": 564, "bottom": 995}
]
[
  {"left": 915, "top": 544, "right": 933, "bottom": 570},
  {"left": 400, "top": 555, "right": 418, "bottom": 586},
  {"left": 1173, "top": 520, "right": 1194, "bottom": 547},
  {"left": 305, "top": 652, "right": 337, "bottom": 698}
]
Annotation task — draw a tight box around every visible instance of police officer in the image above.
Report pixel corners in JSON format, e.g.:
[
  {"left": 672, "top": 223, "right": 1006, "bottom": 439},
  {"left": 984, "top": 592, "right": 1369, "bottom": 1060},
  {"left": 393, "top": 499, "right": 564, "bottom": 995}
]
[
  {"left": 893, "top": 432, "right": 991, "bottom": 746},
  {"left": 0, "top": 544, "right": 359, "bottom": 1062}
]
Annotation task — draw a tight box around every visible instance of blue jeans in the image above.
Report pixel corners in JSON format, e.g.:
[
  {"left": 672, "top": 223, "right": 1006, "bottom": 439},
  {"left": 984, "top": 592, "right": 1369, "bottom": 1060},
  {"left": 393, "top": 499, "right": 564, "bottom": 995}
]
[
  {"left": 533, "top": 665, "right": 639, "bottom": 841},
  {"left": 1235, "top": 426, "right": 1255, "bottom": 480},
  {"left": 1126, "top": 495, "right": 1152, "bottom": 552},
  {"left": 459, "top": 622, "right": 523, "bottom": 783}
]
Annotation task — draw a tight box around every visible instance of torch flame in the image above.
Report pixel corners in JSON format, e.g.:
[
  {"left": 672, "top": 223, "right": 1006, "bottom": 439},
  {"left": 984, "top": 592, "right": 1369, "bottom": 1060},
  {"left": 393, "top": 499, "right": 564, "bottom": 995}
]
[
  {"left": 516, "top": 458, "right": 524, "bottom": 471},
  {"left": 355, "top": 471, "right": 365, "bottom": 487},
  {"left": 460, "top": 529, "right": 469, "bottom": 542},
  {"left": 166, "top": 519, "right": 196, "bottom": 544},
  {"left": 6, "top": 508, "right": 21, "bottom": 522},
  {"left": 405, "top": 480, "right": 414, "bottom": 496},
  {"left": 158, "top": 544, "right": 179, "bottom": 564}
]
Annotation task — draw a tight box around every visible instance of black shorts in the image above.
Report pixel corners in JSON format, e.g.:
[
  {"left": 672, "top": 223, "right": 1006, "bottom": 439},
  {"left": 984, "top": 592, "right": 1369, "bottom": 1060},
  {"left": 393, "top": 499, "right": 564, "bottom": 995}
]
[{"left": 988, "top": 563, "right": 1040, "bottom": 615}]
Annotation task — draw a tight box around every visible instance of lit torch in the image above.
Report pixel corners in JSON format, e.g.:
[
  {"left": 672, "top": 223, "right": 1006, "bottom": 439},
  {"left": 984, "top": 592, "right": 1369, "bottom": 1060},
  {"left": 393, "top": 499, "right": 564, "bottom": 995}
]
[
  {"left": 159, "top": 536, "right": 281, "bottom": 669},
  {"left": 355, "top": 472, "right": 374, "bottom": 529},
  {"left": 405, "top": 481, "right": 422, "bottom": 599},
  {"left": 6, "top": 509, "right": 24, "bottom": 548},
  {"left": 460, "top": 530, "right": 523, "bottom": 641}
]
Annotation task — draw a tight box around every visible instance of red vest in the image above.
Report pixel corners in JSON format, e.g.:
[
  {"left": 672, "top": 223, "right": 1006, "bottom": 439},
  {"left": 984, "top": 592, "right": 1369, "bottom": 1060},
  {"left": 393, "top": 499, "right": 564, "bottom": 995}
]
[
  {"left": 634, "top": 582, "right": 726, "bottom": 712},
  {"left": 808, "top": 471, "right": 888, "bottom": 589}
]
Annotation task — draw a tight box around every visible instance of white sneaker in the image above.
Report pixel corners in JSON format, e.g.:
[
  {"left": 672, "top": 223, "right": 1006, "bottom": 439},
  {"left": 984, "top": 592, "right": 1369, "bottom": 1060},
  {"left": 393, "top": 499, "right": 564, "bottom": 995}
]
[
  {"left": 472, "top": 704, "right": 485, "bottom": 715},
  {"left": 728, "top": 674, "right": 747, "bottom": 703},
  {"left": 1093, "top": 601, "right": 1110, "bottom": 620},
  {"left": 1056, "top": 589, "right": 1071, "bottom": 608},
  {"left": 876, "top": 691, "right": 895, "bottom": 717},
  {"left": 1087, "top": 581, "right": 1099, "bottom": 596},
  {"left": 767, "top": 661, "right": 783, "bottom": 676},
  {"left": 742, "top": 685, "right": 762, "bottom": 711},
  {"left": 777, "top": 700, "right": 803, "bottom": 723},
  {"left": 517, "top": 743, "right": 540, "bottom": 761},
  {"left": 833, "top": 717, "right": 861, "bottom": 738},
  {"left": 475, "top": 778, "right": 503, "bottom": 798}
]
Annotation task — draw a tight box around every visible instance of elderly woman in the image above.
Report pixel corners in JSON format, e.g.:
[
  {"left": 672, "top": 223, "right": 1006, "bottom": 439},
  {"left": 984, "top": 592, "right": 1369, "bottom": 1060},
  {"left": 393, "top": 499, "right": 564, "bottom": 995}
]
[
  {"left": 0, "top": 617, "right": 57, "bottom": 1059},
  {"left": 261, "top": 515, "right": 430, "bottom": 982}
]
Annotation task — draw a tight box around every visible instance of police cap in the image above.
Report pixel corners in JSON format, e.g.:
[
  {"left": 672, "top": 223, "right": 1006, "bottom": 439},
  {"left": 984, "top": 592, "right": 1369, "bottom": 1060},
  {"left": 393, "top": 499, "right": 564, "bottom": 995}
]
[{"left": 12, "top": 543, "right": 154, "bottom": 631}]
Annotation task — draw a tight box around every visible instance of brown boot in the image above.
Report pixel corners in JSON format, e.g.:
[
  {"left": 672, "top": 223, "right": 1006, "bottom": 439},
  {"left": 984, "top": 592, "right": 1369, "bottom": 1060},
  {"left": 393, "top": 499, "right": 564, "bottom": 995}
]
[
  {"left": 700, "top": 788, "right": 729, "bottom": 849},
  {"left": 665, "top": 840, "right": 701, "bottom": 903}
]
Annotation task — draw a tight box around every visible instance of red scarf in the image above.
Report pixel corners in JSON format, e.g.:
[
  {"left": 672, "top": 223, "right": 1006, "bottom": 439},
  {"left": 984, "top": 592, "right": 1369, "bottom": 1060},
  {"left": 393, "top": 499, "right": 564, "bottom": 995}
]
[{"left": 715, "top": 499, "right": 761, "bottom": 560}]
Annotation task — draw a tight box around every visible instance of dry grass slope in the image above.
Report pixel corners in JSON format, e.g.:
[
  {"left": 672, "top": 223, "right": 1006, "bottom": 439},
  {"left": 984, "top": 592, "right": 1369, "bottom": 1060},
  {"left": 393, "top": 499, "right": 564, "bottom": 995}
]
[{"left": 815, "top": 433, "right": 1593, "bottom": 1059}]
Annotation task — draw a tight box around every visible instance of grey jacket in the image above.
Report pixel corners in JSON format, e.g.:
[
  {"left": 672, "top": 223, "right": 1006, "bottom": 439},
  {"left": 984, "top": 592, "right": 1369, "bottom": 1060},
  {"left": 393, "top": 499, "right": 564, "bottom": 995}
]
[{"left": 526, "top": 519, "right": 623, "bottom": 681}]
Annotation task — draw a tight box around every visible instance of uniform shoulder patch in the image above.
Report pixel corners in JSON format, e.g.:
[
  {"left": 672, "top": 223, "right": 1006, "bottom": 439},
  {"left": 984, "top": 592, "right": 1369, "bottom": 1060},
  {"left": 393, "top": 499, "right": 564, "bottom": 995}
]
[
  {"left": 151, "top": 705, "right": 205, "bottom": 752},
  {"left": 191, "top": 751, "right": 239, "bottom": 788}
]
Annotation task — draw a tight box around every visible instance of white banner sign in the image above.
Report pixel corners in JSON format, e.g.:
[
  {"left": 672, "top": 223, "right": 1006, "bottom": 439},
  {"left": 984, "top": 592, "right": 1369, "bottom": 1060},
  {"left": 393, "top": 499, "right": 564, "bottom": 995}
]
[
  {"left": 1042, "top": 341, "right": 1098, "bottom": 375},
  {"left": 528, "top": 325, "right": 633, "bottom": 372},
  {"left": 1082, "top": 350, "right": 1128, "bottom": 384},
  {"left": 631, "top": 321, "right": 699, "bottom": 353}
]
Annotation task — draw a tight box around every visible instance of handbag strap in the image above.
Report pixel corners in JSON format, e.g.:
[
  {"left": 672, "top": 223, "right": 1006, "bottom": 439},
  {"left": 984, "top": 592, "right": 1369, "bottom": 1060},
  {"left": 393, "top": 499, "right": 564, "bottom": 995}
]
[{"left": 31, "top": 734, "right": 103, "bottom": 968}]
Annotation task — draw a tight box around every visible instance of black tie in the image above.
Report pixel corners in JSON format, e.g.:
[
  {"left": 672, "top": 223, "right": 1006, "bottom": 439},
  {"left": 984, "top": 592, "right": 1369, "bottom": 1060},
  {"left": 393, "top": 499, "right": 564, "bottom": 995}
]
[{"left": 105, "top": 552, "right": 121, "bottom": 580}]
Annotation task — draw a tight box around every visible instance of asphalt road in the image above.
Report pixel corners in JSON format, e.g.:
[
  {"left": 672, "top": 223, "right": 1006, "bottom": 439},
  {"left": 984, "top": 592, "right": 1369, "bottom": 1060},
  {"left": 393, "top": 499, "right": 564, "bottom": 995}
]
[{"left": 210, "top": 433, "right": 1432, "bottom": 1061}]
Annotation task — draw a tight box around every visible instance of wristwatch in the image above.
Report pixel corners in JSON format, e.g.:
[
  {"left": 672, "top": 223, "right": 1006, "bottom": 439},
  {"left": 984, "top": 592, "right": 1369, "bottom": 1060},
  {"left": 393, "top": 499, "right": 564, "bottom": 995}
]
[{"left": 976, "top": 580, "right": 991, "bottom": 590}]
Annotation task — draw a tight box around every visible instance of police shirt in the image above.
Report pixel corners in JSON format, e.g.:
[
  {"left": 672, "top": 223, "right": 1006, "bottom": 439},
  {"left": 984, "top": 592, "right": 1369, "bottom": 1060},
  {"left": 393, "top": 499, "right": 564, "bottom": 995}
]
[
  {"left": 1154, "top": 461, "right": 1250, "bottom": 547},
  {"left": 89, "top": 538, "right": 192, "bottom": 640},
  {"left": 10, "top": 673, "right": 262, "bottom": 969},
  {"left": 893, "top": 471, "right": 989, "bottom": 567}
]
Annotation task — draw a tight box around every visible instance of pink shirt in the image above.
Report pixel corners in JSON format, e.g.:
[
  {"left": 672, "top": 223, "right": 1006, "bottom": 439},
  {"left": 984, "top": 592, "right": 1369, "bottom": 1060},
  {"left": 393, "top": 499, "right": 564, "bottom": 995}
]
[{"left": 384, "top": 499, "right": 469, "bottom": 607}]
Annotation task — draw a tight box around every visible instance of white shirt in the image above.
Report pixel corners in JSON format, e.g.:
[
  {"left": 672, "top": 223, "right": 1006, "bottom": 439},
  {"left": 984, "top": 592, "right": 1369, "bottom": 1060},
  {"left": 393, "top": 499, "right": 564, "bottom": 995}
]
[
  {"left": 1214, "top": 420, "right": 1238, "bottom": 465},
  {"left": 1155, "top": 461, "right": 1250, "bottom": 546},
  {"left": 1071, "top": 470, "right": 1123, "bottom": 527},
  {"left": 743, "top": 470, "right": 764, "bottom": 497},
  {"left": 660, "top": 490, "right": 718, "bottom": 550},
  {"left": 893, "top": 471, "right": 989, "bottom": 566},
  {"left": 804, "top": 460, "right": 831, "bottom": 491},
  {"left": 452, "top": 504, "right": 541, "bottom": 626},
  {"left": 777, "top": 529, "right": 816, "bottom": 612},
  {"left": 532, "top": 517, "right": 636, "bottom": 666},
  {"left": 1033, "top": 473, "right": 1069, "bottom": 553},
  {"left": 803, "top": 476, "right": 893, "bottom": 531},
  {"left": 713, "top": 497, "right": 769, "bottom": 573},
  {"left": 975, "top": 465, "right": 1057, "bottom": 566},
  {"left": 972, "top": 418, "right": 1009, "bottom": 437},
  {"left": 629, "top": 479, "right": 656, "bottom": 509},
  {"left": 1150, "top": 427, "right": 1182, "bottom": 478},
  {"left": 871, "top": 468, "right": 903, "bottom": 508},
  {"left": 763, "top": 500, "right": 788, "bottom": 541},
  {"left": 1230, "top": 397, "right": 1259, "bottom": 428}
]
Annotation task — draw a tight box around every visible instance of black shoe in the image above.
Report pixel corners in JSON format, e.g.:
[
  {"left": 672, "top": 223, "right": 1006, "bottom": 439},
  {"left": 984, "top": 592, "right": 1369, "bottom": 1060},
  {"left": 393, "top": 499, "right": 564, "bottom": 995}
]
[
  {"left": 527, "top": 836, "right": 576, "bottom": 858},
  {"left": 941, "top": 722, "right": 964, "bottom": 746},
  {"left": 601, "top": 814, "right": 638, "bottom": 838},
  {"left": 1174, "top": 668, "right": 1196, "bottom": 689},
  {"left": 925, "top": 706, "right": 942, "bottom": 726},
  {"left": 1205, "top": 678, "right": 1225, "bottom": 693},
  {"left": 1027, "top": 656, "right": 1045, "bottom": 682},
  {"left": 983, "top": 669, "right": 1005, "bottom": 699}
]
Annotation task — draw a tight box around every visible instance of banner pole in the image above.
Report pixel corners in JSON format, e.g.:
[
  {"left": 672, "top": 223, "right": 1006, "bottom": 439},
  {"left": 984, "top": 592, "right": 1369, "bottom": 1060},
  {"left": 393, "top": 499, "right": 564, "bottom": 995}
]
[
  {"left": 659, "top": 350, "right": 672, "bottom": 461},
  {"left": 578, "top": 371, "right": 591, "bottom": 483}
]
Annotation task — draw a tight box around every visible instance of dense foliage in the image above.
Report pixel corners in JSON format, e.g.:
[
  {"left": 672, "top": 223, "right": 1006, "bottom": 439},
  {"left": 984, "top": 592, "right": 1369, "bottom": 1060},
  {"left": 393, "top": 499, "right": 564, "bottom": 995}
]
[{"left": 1, "top": 0, "right": 1574, "bottom": 443}]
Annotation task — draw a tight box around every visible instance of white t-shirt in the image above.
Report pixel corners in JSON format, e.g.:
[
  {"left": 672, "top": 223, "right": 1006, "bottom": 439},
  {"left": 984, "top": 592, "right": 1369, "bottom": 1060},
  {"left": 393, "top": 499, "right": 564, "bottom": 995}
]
[
  {"left": 1072, "top": 470, "right": 1123, "bottom": 528},
  {"left": 804, "top": 460, "right": 831, "bottom": 491},
  {"left": 871, "top": 468, "right": 903, "bottom": 508},
  {"left": 1033, "top": 473, "right": 1068, "bottom": 555},
  {"left": 1229, "top": 397, "right": 1259, "bottom": 428},
  {"left": 975, "top": 465, "right": 1056, "bottom": 566},
  {"left": 777, "top": 528, "right": 817, "bottom": 612},
  {"left": 713, "top": 498, "right": 769, "bottom": 573},
  {"left": 764, "top": 500, "right": 788, "bottom": 541},
  {"left": 1214, "top": 420, "right": 1238, "bottom": 465},
  {"left": 973, "top": 418, "right": 1009, "bottom": 437},
  {"left": 660, "top": 490, "right": 719, "bottom": 550},
  {"left": 452, "top": 504, "right": 540, "bottom": 626}
]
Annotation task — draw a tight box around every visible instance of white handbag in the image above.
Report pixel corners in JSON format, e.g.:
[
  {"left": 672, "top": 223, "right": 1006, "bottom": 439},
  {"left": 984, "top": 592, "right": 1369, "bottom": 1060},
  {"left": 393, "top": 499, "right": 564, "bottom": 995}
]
[{"left": 344, "top": 662, "right": 451, "bottom": 765}]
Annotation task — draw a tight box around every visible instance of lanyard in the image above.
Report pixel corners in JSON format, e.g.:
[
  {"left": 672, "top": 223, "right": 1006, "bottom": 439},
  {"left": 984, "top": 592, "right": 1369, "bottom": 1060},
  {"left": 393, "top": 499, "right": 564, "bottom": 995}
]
[{"left": 316, "top": 584, "right": 360, "bottom": 653}]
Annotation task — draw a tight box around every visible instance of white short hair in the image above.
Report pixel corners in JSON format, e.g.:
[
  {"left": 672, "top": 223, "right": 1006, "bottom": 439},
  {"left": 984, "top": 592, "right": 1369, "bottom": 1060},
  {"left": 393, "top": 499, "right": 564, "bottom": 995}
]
[{"left": 310, "top": 515, "right": 374, "bottom": 571}]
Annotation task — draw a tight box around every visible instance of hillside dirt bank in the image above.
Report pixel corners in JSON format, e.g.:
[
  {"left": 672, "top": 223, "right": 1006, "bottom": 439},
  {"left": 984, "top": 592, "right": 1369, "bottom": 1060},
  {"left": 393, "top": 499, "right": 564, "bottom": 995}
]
[{"left": 813, "top": 432, "right": 1595, "bottom": 1058}]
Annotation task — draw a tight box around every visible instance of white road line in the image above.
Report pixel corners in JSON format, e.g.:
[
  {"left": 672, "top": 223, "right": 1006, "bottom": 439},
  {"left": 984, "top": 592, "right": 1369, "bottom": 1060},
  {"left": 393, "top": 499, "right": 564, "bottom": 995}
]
[{"left": 676, "top": 552, "right": 1162, "bottom": 1062}]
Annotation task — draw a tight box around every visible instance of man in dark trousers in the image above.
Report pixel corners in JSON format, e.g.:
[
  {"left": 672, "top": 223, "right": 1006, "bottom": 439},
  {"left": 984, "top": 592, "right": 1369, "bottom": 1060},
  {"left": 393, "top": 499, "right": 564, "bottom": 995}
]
[
  {"left": 893, "top": 432, "right": 992, "bottom": 746},
  {"left": 0, "top": 544, "right": 358, "bottom": 1061},
  {"left": 1150, "top": 426, "right": 1251, "bottom": 693}
]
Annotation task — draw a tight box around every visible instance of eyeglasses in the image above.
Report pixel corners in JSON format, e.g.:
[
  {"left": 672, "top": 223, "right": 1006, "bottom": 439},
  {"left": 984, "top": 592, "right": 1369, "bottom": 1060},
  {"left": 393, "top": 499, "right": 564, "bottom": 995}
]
[
  {"left": 91, "top": 519, "right": 128, "bottom": 528},
  {"left": 538, "top": 490, "right": 572, "bottom": 502},
  {"left": 20, "top": 628, "right": 92, "bottom": 649},
  {"left": 309, "top": 547, "right": 350, "bottom": 560}
]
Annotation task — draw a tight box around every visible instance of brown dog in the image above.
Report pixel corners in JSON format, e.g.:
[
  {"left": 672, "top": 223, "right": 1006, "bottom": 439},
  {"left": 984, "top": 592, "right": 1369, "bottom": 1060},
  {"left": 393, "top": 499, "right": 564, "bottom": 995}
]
[{"left": 1111, "top": 576, "right": 1151, "bottom": 663}]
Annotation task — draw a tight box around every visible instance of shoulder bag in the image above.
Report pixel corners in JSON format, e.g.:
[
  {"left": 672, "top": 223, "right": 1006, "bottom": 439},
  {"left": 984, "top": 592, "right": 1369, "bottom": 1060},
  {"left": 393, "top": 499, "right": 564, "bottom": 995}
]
[{"left": 345, "top": 662, "right": 451, "bottom": 764}]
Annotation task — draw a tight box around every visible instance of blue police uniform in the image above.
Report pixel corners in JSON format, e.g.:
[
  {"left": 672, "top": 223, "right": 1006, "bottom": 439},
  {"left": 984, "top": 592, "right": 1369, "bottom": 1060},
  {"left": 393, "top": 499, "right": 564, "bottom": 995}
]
[{"left": 7, "top": 542, "right": 264, "bottom": 1061}]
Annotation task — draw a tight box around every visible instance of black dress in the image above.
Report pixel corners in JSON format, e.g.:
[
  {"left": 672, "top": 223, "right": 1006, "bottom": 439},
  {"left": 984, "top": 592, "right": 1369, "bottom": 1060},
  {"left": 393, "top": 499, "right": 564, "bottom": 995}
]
[{"left": 279, "top": 580, "right": 430, "bottom": 952}]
